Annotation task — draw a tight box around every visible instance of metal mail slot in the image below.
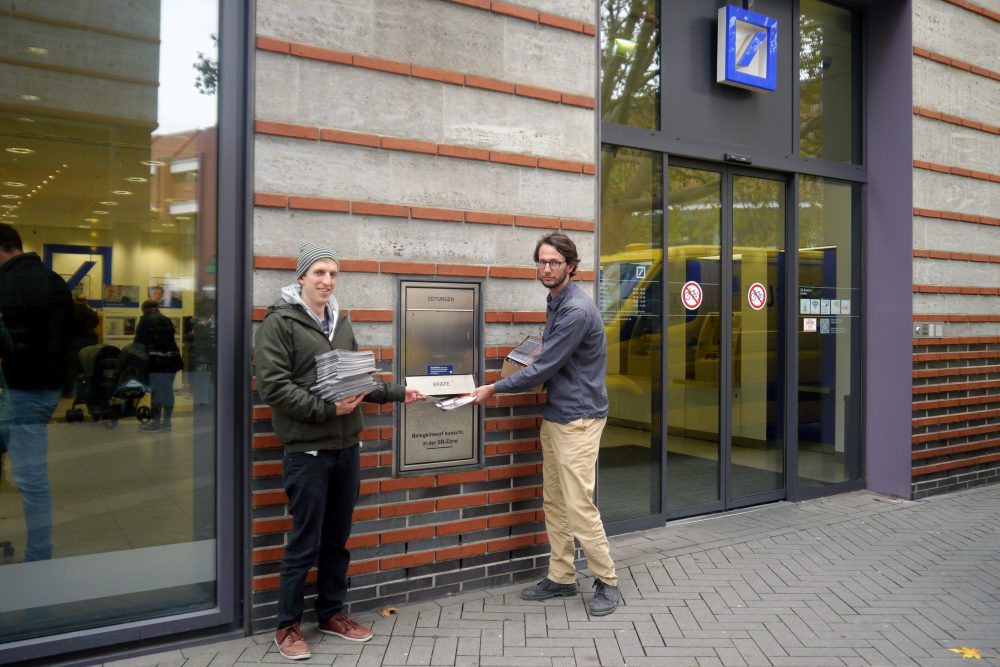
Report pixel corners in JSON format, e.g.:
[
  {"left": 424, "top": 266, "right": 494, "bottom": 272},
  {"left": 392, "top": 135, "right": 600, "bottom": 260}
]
[
  {"left": 406, "top": 374, "right": 476, "bottom": 397},
  {"left": 396, "top": 280, "right": 483, "bottom": 474}
]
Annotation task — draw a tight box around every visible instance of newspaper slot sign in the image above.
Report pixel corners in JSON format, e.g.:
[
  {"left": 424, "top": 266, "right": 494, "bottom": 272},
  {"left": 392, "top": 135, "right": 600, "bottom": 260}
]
[
  {"left": 747, "top": 282, "right": 767, "bottom": 311},
  {"left": 681, "top": 281, "right": 703, "bottom": 310}
]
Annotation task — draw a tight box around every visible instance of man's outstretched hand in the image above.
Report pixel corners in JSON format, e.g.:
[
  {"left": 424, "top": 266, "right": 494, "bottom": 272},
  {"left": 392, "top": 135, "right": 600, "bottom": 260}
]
[
  {"left": 468, "top": 384, "right": 496, "bottom": 405},
  {"left": 404, "top": 387, "right": 427, "bottom": 403}
]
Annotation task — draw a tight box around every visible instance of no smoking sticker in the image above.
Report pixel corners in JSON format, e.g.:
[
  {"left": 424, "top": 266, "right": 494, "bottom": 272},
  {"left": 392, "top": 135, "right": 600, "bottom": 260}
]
[
  {"left": 747, "top": 282, "right": 767, "bottom": 311},
  {"left": 681, "top": 281, "right": 703, "bottom": 310}
]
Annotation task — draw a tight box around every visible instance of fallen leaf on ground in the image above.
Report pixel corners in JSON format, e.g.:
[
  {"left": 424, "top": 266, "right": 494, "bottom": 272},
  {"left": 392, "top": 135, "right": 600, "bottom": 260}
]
[
  {"left": 950, "top": 647, "right": 982, "bottom": 660},
  {"left": 379, "top": 606, "right": 398, "bottom": 617}
]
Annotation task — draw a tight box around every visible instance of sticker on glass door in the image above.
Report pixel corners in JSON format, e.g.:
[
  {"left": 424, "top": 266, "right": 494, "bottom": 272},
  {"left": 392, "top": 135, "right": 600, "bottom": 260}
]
[
  {"left": 681, "top": 280, "right": 703, "bottom": 310},
  {"left": 747, "top": 282, "right": 767, "bottom": 311}
]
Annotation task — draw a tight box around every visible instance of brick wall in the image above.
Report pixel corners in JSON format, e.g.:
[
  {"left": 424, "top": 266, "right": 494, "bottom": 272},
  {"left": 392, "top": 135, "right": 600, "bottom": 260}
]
[
  {"left": 911, "top": 337, "right": 1000, "bottom": 498},
  {"left": 911, "top": 0, "right": 1000, "bottom": 496},
  {"left": 250, "top": 0, "right": 596, "bottom": 631}
]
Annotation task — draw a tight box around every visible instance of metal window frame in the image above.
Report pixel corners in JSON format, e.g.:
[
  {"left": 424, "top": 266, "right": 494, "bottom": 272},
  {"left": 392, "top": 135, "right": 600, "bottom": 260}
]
[{"left": 0, "top": 0, "right": 253, "bottom": 661}]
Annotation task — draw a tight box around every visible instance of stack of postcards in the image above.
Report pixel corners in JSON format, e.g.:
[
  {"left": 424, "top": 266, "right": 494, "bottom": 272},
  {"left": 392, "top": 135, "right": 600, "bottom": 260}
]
[{"left": 310, "top": 349, "right": 378, "bottom": 401}]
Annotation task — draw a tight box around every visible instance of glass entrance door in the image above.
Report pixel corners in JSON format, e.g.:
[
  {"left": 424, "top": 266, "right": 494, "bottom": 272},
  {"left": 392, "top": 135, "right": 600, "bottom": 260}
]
[{"left": 664, "top": 164, "right": 787, "bottom": 514}]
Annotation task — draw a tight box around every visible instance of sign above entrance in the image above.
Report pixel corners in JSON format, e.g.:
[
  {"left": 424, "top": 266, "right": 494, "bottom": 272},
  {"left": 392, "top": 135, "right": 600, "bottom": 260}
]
[
  {"left": 716, "top": 5, "right": 778, "bottom": 92},
  {"left": 681, "top": 281, "right": 703, "bottom": 310},
  {"left": 747, "top": 282, "right": 767, "bottom": 311}
]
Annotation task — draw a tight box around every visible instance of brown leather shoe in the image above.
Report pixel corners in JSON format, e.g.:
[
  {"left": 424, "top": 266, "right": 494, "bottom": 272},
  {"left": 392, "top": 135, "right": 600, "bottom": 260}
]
[
  {"left": 318, "top": 611, "right": 373, "bottom": 642},
  {"left": 274, "top": 623, "right": 311, "bottom": 660}
]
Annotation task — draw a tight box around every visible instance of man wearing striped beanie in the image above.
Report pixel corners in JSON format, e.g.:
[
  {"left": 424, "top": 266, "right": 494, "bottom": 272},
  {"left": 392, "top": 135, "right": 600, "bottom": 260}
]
[{"left": 255, "top": 242, "right": 424, "bottom": 660}]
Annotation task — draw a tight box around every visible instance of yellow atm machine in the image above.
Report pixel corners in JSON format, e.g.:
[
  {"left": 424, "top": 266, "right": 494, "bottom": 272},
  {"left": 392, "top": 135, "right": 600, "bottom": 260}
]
[{"left": 395, "top": 280, "right": 483, "bottom": 474}]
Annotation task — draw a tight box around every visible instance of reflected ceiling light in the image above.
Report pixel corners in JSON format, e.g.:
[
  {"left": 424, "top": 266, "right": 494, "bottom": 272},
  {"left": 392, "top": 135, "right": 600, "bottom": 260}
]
[
  {"left": 78, "top": 225, "right": 91, "bottom": 229},
  {"left": 89, "top": 231, "right": 98, "bottom": 238},
  {"left": 0, "top": 204, "right": 18, "bottom": 209},
  {"left": 2, "top": 182, "right": 25, "bottom": 187},
  {"left": 149, "top": 206, "right": 163, "bottom": 213},
  {"left": 1, "top": 194, "right": 22, "bottom": 199},
  {"left": 15, "top": 117, "right": 35, "bottom": 124},
  {"left": 5, "top": 147, "right": 34, "bottom": 155},
  {"left": 175, "top": 216, "right": 191, "bottom": 221},
  {"left": 19, "top": 94, "right": 40, "bottom": 102},
  {"left": 161, "top": 222, "right": 176, "bottom": 227},
  {"left": 99, "top": 201, "right": 118, "bottom": 206},
  {"left": 92, "top": 210, "right": 108, "bottom": 215},
  {"left": 125, "top": 176, "right": 147, "bottom": 183},
  {"left": 23, "top": 46, "right": 49, "bottom": 56},
  {"left": 111, "top": 190, "right": 132, "bottom": 195},
  {"left": 140, "top": 160, "right": 165, "bottom": 166},
  {"left": 84, "top": 218, "right": 99, "bottom": 223}
]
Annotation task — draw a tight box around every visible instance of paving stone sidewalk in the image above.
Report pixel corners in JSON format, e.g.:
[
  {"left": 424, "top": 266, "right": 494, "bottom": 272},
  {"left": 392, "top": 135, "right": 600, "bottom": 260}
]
[{"left": 107, "top": 486, "right": 1000, "bottom": 667}]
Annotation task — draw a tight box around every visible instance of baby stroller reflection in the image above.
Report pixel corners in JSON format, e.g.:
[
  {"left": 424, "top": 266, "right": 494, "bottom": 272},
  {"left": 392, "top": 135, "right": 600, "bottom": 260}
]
[{"left": 65, "top": 343, "right": 152, "bottom": 427}]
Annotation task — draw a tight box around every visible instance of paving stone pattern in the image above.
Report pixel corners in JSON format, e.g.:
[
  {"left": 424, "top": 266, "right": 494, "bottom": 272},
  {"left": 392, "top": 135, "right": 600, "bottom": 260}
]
[{"left": 108, "top": 487, "right": 1000, "bottom": 667}]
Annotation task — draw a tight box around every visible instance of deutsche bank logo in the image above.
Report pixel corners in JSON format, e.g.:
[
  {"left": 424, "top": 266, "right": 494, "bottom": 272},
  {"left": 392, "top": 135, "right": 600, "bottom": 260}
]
[{"left": 716, "top": 5, "right": 778, "bottom": 92}]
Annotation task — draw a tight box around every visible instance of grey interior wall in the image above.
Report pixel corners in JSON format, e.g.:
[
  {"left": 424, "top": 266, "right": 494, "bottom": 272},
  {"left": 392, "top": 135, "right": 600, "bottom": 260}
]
[{"left": 864, "top": 0, "right": 914, "bottom": 498}]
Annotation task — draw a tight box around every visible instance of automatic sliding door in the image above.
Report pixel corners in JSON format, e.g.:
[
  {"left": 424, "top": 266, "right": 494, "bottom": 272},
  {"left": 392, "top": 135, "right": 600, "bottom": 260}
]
[
  {"left": 665, "top": 166, "right": 722, "bottom": 510},
  {"left": 730, "top": 175, "right": 786, "bottom": 501}
]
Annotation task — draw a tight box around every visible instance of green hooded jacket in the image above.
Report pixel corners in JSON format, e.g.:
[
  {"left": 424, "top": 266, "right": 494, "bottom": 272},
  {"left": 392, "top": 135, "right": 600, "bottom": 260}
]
[{"left": 254, "top": 288, "right": 404, "bottom": 453}]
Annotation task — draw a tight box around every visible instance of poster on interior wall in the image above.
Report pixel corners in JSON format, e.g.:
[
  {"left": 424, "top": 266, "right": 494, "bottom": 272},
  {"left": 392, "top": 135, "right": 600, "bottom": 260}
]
[
  {"left": 104, "top": 284, "right": 140, "bottom": 306},
  {"left": 149, "top": 279, "right": 183, "bottom": 309},
  {"left": 104, "top": 316, "right": 137, "bottom": 338}
]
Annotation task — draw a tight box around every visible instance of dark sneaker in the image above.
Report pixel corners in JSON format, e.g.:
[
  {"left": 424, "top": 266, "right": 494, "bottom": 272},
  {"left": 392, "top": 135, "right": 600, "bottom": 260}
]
[
  {"left": 519, "top": 577, "right": 579, "bottom": 601},
  {"left": 274, "top": 623, "right": 311, "bottom": 660},
  {"left": 589, "top": 580, "right": 620, "bottom": 616},
  {"left": 140, "top": 422, "right": 161, "bottom": 432},
  {"left": 318, "top": 612, "right": 373, "bottom": 642},
  {"left": 160, "top": 422, "right": 172, "bottom": 431}
]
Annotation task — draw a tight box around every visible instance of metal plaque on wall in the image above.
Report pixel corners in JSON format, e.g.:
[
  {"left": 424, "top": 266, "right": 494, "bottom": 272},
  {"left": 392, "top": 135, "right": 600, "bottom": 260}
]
[{"left": 396, "top": 280, "right": 483, "bottom": 473}]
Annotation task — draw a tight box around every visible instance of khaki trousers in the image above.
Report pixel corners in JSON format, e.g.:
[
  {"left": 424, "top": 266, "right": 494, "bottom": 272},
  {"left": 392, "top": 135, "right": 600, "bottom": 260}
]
[{"left": 540, "top": 417, "right": 618, "bottom": 586}]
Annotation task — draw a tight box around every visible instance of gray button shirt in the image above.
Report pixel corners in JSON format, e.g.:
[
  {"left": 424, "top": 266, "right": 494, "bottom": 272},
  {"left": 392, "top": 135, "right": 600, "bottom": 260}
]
[{"left": 495, "top": 282, "right": 608, "bottom": 423}]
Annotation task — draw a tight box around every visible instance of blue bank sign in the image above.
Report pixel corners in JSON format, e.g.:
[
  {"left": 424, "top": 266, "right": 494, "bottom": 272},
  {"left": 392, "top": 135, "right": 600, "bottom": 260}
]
[{"left": 716, "top": 5, "right": 778, "bottom": 91}]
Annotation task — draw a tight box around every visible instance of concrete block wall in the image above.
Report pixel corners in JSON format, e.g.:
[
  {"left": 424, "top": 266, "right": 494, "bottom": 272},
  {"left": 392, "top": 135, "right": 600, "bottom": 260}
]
[
  {"left": 250, "top": 0, "right": 596, "bottom": 630},
  {"left": 910, "top": 0, "right": 1000, "bottom": 497}
]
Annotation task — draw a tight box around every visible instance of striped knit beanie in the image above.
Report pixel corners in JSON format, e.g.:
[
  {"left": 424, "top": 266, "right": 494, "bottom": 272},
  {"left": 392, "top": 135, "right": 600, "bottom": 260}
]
[{"left": 296, "top": 242, "right": 337, "bottom": 279}]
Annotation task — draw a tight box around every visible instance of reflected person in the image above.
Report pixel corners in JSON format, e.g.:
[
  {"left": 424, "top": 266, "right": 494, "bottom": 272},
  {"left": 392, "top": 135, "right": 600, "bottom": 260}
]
[
  {"left": 135, "top": 300, "right": 182, "bottom": 432},
  {"left": 468, "top": 233, "right": 620, "bottom": 616},
  {"left": 65, "top": 294, "right": 100, "bottom": 397},
  {"left": 0, "top": 223, "right": 74, "bottom": 561}
]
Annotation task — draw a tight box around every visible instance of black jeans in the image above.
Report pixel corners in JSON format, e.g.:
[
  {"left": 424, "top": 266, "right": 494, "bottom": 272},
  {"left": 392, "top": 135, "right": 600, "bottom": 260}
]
[{"left": 277, "top": 446, "right": 360, "bottom": 629}]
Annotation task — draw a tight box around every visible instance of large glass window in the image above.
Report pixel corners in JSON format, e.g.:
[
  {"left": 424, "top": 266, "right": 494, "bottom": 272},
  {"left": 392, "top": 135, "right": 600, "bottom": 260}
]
[
  {"left": 600, "top": 0, "right": 660, "bottom": 130},
  {"left": 598, "top": 145, "right": 663, "bottom": 523},
  {"left": 0, "top": 1, "right": 219, "bottom": 644},
  {"left": 797, "top": 177, "right": 861, "bottom": 487},
  {"left": 799, "top": 0, "right": 859, "bottom": 163}
]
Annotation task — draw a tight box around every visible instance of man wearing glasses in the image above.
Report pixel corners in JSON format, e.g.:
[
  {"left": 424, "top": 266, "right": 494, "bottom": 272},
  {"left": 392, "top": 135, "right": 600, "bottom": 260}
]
[{"left": 469, "top": 233, "right": 620, "bottom": 616}]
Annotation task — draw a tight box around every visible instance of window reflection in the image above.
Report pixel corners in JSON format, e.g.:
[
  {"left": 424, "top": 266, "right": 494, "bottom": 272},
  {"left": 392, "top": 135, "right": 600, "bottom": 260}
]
[
  {"left": 600, "top": 0, "right": 660, "bottom": 130},
  {"left": 598, "top": 145, "right": 662, "bottom": 522},
  {"left": 0, "top": 0, "right": 218, "bottom": 643},
  {"left": 800, "top": 0, "right": 858, "bottom": 162},
  {"left": 731, "top": 176, "right": 785, "bottom": 498},
  {"left": 665, "top": 167, "right": 721, "bottom": 509},
  {"left": 797, "top": 177, "right": 861, "bottom": 487}
]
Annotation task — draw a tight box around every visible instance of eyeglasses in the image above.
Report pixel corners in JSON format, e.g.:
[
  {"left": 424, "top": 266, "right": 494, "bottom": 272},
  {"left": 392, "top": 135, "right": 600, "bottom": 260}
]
[{"left": 535, "top": 260, "right": 565, "bottom": 270}]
